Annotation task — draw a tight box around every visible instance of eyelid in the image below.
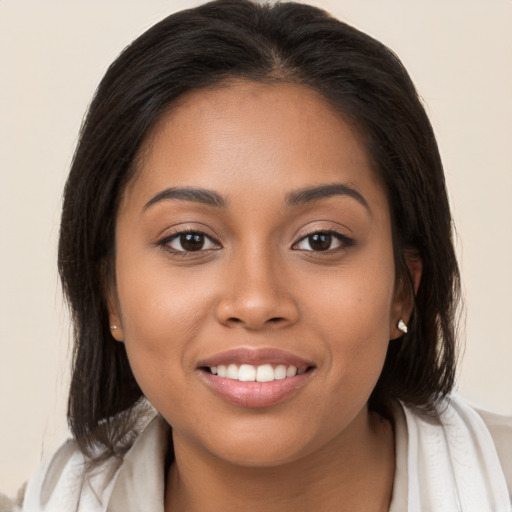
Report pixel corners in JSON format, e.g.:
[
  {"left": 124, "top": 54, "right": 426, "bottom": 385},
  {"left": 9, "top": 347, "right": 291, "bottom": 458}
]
[
  {"left": 292, "top": 228, "right": 355, "bottom": 252},
  {"left": 156, "top": 227, "right": 222, "bottom": 253}
]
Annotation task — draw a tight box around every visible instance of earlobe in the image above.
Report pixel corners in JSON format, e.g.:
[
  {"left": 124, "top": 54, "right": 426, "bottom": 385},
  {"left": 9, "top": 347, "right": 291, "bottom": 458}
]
[
  {"left": 108, "top": 314, "right": 124, "bottom": 342},
  {"left": 106, "top": 289, "right": 124, "bottom": 342},
  {"left": 390, "top": 252, "right": 422, "bottom": 340},
  {"left": 108, "top": 324, "right": 123, "bottom": 342}
]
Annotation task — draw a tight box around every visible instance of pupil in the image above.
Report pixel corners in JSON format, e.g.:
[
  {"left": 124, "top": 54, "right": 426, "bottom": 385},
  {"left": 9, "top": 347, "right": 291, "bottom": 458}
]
[
  {"left": 309, "top": 233, "right": 331, "bottom": 251},
  {"left": 181, "top": 233, "right": 204, "bottom": 251}
]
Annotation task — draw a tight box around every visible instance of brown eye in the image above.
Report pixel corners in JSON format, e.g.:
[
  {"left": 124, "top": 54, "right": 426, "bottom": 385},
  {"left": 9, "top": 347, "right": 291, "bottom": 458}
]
[
  {"left": 164, "top": 231, "right": 219, "bottom": 252},
  {"left": 307, "top": 233, "right": 332, "bottom": 251},
  {"left": 180, "top": 233, "right": 205, "bottom": 251},
  {"left": 293, "top": 231, "right": 353, "bottom": 252}
]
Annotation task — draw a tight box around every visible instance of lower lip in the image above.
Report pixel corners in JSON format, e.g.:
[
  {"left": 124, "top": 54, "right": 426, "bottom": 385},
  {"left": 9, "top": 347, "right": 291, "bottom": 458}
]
[{"left": 200, "top": 370, "right": 312, "bottom": 408}]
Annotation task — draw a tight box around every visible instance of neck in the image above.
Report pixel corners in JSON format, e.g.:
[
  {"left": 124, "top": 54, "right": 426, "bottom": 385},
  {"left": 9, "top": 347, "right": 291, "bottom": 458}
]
[{"left": 165, "top": 408, "right": 395, "bottom": 512}]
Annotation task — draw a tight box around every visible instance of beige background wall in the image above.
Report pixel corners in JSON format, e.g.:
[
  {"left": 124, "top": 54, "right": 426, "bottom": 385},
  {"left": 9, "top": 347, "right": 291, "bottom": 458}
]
[{"left": 1, "top": 0, "right": 511, "bottom": 497}]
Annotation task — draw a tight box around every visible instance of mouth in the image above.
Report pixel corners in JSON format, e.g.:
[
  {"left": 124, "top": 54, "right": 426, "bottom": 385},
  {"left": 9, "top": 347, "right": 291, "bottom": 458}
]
[
  {"left": 201, "top": 363, "right": 311, "bottom": 382},
  {"left": 197, "top": 348, "right": 315, "bottom": 407}
]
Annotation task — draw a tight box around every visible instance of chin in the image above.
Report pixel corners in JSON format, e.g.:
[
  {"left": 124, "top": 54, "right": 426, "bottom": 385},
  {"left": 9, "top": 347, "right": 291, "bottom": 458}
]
[{"left": 181, "top": 413, "right": 343, "bottom": 469}]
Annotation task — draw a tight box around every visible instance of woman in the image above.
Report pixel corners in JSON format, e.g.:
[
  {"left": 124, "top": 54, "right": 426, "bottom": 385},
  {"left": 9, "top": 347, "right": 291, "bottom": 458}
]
[{"left": 16, "top": 0, "right": 511, "bottom": 510}]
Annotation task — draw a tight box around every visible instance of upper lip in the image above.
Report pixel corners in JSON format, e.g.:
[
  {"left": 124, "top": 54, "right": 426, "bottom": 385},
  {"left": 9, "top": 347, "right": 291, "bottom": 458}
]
[{"left": 197, "top": 347, "right": 314, "bottom": 371}]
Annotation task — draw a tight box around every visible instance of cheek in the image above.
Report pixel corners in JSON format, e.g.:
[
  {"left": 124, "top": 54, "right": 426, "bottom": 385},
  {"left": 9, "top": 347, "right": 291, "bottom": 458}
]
[
  {"left": 306, "top": 258, "right": 395, "bottom": 333},
  {"left": 303, "top": 258, "right": 395, "bottom": 382},
  {"left": 114, "top": 257, "right": 217, "bottom": 399},
  {"left": 296, "top": 273, "right": 393, "bottom": 440}
]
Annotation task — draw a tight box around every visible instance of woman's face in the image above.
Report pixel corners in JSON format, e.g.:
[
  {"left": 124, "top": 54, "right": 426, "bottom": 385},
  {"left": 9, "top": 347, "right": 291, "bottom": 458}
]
[{"left": 109, "top": 81, "right": 407, "bottom": 466}]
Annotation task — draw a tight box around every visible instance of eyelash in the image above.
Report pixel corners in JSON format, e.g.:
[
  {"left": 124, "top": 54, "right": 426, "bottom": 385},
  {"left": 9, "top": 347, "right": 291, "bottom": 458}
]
[
  {"left": 157, "top": 229, "right": 221, "bottom": 255},
  {"left": 292, "top": 230, "right": 354, "bottom": 253},
  {"left": 157, "top": 228, "right": 354, "bottom": 255}
]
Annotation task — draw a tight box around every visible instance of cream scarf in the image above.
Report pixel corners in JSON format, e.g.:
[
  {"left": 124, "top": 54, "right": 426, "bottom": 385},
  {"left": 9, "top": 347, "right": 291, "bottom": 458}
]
[
  {"left": 20, "top": 396, "right": 511, "bottom": 511},
  {"left": 390, "top": 395, "right": 511, "bottom": 511}
]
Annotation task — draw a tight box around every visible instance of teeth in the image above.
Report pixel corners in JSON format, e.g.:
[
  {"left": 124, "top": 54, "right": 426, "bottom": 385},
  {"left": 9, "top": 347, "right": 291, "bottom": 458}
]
[
  {"left": 274, "top": 365, "right": 287, "bottom": 380},
  {"left": 226, "top": 364, "right": 238, "bottom": 379},
  {"left": 239, "top": 364, "right": 256, "bottom": 381},
  {"left": 256, "top": 364, "right": 274, "bottom": 382},
  {"left": 209, "top": 364, "right": 303, "bottom": 382},
  {"left": 286, "top": 365, "right": 297, "bottom": 377}
]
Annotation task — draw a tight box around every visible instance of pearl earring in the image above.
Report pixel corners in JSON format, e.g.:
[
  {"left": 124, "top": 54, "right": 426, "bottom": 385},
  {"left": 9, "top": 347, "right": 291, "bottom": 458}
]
[
  {"left": 398, "top": 319, "right": 408, "bottom": 334},
  {"left": 109, "top": 325, "right": 118, "bottom": 331}
]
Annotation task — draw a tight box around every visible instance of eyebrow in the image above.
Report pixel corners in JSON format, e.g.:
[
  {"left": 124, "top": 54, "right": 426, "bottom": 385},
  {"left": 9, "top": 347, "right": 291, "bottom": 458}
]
[
  {"left": 143, "top": 182, "right": 369, "bottom": 212},
  {"left": 285, "top": 183, "right": 370, "bottom": 211},
  {"left": 144, "top": 187, "right": 227, "bottom": 210}
]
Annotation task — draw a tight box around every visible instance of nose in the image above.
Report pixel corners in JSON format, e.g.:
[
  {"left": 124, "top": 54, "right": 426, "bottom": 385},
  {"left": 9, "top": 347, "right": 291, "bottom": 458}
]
[{"left": 216, "top": 249, "right": 300, "bottom": 331}]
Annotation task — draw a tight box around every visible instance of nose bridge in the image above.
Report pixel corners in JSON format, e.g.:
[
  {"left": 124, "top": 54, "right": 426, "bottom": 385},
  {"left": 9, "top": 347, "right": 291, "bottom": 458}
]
[
  {"left": 236, "top": 243, "right": 280, "bottom": 301},
  {"left": 217, "top": 240, "right": 298, "bottom": 329}
]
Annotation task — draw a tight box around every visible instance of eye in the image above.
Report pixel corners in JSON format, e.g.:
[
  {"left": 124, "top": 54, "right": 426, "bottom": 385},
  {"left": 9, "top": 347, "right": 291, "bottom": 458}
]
[
  {"left": 160, "top": 231, "right": 220, "bottom": 253},
  {"left": 293, "top": 231, "right": 353, "bottom": 252}
]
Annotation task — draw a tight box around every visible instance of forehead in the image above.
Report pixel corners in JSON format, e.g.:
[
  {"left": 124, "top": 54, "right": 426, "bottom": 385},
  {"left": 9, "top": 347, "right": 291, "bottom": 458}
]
[{"left": 123, "top": 80, "right": 385, "bottom": 212}]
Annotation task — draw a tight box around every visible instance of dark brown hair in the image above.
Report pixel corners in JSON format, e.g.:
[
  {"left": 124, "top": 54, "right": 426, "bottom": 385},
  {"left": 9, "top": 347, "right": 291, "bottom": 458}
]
[{"left": 58, "top": 0, "right": 460, "bottom": 458}]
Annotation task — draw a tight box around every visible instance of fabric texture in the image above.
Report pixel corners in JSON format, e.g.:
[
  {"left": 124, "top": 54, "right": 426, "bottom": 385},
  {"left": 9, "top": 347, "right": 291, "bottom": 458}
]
[
  {"left": 15, "top": 396, "right": 512, "bottom": 512},
  {"left": 389, "top": 397, "right": 511, "bottom": 511}
]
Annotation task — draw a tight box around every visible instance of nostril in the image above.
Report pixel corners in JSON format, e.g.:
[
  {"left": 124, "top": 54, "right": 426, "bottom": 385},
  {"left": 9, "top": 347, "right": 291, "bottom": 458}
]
[{"left": 225, "top": 316, "right": 285, "bottom": 327}]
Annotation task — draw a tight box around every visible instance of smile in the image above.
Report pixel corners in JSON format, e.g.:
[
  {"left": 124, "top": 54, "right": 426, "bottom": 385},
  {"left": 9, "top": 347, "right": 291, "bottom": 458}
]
[
  {"left": 198, "top": 348, "right": 315, "bottom": 407},
  {"left": 208, "top": 363, "right": 306, "bottom": 382}
]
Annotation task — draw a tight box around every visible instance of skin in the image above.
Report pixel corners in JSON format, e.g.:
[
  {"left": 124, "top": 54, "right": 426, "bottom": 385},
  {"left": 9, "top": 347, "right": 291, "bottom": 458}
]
[{"left": 108, "top": 81, "right": 417, "bottom": 511}]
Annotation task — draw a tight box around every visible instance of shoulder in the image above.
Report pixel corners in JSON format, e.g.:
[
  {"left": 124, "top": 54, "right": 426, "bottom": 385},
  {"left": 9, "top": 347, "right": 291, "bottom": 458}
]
[
  {"left": 474, "top": 405, "right": 512, "bottom": 495},
  {"left": 19, "top": 412, "right": 166, "bottom": 512},
  {"left": 21, "top": 437, "right": 123, "bottom": 512},
  {"left": 21, "top": 438, "right": 84, "bottom": 511},
  {"left": 397, "top": 395, "right": 512, "bottom": 509}
]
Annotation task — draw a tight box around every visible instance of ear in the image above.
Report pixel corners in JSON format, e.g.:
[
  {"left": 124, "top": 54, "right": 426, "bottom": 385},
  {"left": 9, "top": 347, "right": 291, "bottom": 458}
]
[
  {"left": 106, "top": 286, "right": 124, "bottom": 342},
  {"left": 389, "top": 251, "right": 422, "bottom": 340}
]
